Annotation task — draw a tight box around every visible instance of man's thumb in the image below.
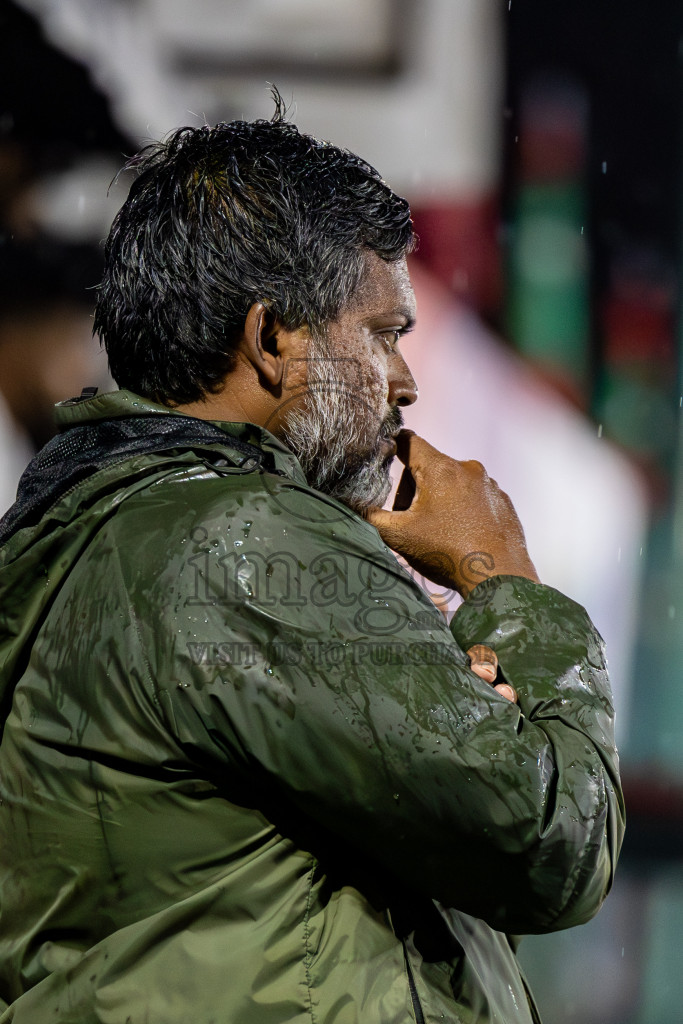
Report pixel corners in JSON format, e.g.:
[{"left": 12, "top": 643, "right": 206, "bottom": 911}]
[{"left": 364, "top": 506, "right": 402, "bottom": 548}]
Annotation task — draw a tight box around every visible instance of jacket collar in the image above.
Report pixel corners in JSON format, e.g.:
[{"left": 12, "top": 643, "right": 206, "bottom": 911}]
[{"left": 54, "top": 389, "right": 307, "bottom": 485}]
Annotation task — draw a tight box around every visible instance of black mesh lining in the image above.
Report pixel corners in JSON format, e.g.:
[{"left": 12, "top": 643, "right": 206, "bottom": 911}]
[{"left": 0, "top": 414, "right": 269, "bottom": 545}]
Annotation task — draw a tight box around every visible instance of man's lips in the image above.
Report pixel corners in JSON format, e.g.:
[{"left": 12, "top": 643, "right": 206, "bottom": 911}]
[{"left": 377, "top": 408, "right": 403, "bottom": 460}]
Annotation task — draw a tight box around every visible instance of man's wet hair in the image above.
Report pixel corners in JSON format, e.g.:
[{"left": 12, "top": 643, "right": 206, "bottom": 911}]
[{"left": 95, "top": 93, "right": 415, "bottom": 405}]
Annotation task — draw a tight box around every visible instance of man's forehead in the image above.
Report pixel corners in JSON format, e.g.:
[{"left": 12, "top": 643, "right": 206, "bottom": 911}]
[{"left": 345, "top": 252, "right": 416, "bottom": 321}]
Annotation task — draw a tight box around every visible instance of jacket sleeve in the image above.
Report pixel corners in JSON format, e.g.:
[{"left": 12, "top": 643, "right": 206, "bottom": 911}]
[
  {"left": 449, "top": 575, "right": 624, "bottom": 931},
  {"left": 137, "top": 475, "right": 625, "bottom": 936}
]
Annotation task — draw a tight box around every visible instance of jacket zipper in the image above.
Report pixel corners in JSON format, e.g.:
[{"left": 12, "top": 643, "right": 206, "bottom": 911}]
[{"left": 402, "top": 941, "right": 426, "bottom": 1024}]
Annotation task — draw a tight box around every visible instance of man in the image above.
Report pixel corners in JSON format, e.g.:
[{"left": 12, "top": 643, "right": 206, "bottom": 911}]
[{"left": 0, "top": 105, "right": 624, "bottom": 1023}]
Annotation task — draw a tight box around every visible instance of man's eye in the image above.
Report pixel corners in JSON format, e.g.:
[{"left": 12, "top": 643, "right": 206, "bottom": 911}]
[{"left": 377, "top": 330, "right": 401, "bottom": 350}]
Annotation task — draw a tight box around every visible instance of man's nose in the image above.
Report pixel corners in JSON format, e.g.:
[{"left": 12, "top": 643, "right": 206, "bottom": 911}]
[{"left": 388, "top": 354, "right": 418, "bottom": 407}]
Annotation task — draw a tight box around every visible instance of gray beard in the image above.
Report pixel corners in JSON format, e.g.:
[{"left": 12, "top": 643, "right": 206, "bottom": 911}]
[{"left": 281, "top": 351, "right": 402, "bottom": 514}]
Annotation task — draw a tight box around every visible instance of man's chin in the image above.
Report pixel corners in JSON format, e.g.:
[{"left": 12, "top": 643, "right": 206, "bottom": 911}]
[{"left": 322, "top": 454, "right": 394, "bottom": 515}]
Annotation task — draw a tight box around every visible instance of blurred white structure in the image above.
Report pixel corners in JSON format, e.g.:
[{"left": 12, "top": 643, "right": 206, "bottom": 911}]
[{"left": 16, "top": 0, "right": 503, "bottom": 199}]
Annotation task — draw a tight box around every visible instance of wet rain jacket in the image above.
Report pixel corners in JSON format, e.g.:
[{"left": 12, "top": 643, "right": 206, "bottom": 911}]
[{"left": 0, "top": 390, "right": 624, "bottom": 1023}]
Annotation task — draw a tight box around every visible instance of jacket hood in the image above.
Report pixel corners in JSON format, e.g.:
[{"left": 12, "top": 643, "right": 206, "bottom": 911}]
[{"left": 0, "top": 388, "right": 298, "bottom": 734}]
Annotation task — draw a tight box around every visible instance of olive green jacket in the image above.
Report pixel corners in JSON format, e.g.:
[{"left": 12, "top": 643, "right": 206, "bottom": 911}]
[{"left": 0, "top": 391, "right": 624, "bottom": 1023}]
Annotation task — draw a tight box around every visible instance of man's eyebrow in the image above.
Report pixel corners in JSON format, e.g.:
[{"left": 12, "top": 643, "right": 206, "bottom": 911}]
[{"left": 367, "top": 306, "right": 416, "bottom": 330}]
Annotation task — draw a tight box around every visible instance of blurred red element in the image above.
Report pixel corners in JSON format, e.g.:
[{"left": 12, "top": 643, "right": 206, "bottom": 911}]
[{"left": 410, "top": 195, "right": 502, "bottom": 317}]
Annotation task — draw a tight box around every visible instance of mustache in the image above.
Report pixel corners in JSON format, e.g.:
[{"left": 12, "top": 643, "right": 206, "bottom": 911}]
[{"left": 379, "top": 405, "right": 404, "bottom": 443}]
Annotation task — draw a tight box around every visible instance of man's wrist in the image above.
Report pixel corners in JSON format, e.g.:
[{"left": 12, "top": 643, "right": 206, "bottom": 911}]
[{"left": 454, "top": 549, "right": 540, "bottom": 599}]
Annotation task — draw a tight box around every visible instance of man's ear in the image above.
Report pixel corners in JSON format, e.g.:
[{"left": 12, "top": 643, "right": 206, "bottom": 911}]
[{"left": 241, "top": 302, "right": 304, "bottom": 389}]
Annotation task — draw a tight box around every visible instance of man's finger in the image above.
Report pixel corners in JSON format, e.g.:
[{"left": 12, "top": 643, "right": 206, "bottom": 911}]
[
  {"left": 494, "top": 683, "right": 518, "bottom": 704},
  {"left": 467, "top": 644, "right": 498, "bottom": 684},
  {"left": 394, "top": 429, "right": 438, "bottom": 473}
]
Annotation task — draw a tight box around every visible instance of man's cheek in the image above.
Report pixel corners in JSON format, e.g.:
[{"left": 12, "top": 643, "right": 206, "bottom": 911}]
[{"left": 359, "top": 366, "right": 387, "bottom": 419}]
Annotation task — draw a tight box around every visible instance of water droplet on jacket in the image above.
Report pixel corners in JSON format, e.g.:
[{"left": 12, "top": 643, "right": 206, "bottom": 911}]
[{"left": 236, "top": 559, "right": 255, "bottom": 597}]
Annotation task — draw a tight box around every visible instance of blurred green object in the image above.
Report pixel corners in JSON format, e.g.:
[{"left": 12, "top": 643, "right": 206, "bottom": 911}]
[
  {"left": 507, "top": 182, "right": 590, "bottom": 394},
  {"left": 598, "top": 371, "right": 677, "bottom": 462},
  {"left": 635, "top": 868, "right": 683, "bottom": 1024},
  {"left": 625, "top": 515, "right": 683, "bottom": 771}
]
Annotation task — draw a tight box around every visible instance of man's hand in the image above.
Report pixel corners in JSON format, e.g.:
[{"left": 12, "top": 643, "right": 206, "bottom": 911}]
[
  {"left": 467, "top": 645, "right": 518, "bottom": 703},
  {"left": 366, "top": 430, "right": 539, "bottom": 599}
]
